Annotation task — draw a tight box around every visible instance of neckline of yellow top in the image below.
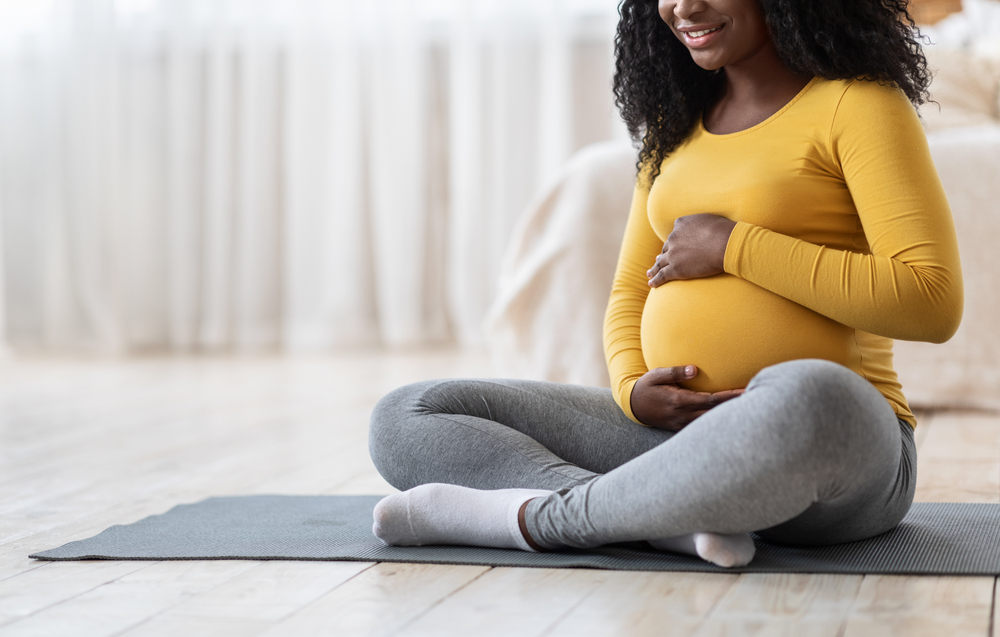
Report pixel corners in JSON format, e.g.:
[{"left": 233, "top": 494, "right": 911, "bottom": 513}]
[{"left": 698, "top": 75, "right": 822, "bottom": 139}]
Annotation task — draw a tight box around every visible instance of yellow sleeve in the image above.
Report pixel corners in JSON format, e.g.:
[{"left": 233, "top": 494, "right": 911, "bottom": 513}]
[
  {"left": 723, "top": 81, "right": 963, "bottom": 343},
  {"left": 603, "top": 179, "right": 664, "bottom": 423}
]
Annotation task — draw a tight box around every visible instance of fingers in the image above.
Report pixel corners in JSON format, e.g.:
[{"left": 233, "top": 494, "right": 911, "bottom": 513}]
[
  {"left": 645, "top": 365, "right": 698, "bottom": 385},
  {"left": 711, "top": 389, "right": 745, "bottom": 403},
  {"left": 670, "top": 390, "right": 723, "bottom": 412},
  {"left": 647, "top": 248, "right": 684, "bottom": 288},
  {"left": 675, "top": 388, "right": 744, "bottom": 410},
  {"left": 646, "top": 251, "right": 667, "bottom": 282},
  {"left": 648, "top": 264, "right": 674, "bottom": 287}
]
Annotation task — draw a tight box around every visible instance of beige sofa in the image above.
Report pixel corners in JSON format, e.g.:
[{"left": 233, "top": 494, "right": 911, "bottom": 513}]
[{"left": 486, "top": 53, "right": 1000, "bottom": 411}]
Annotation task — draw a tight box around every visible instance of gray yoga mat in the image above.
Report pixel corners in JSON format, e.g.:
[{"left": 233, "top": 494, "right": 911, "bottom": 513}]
[{"left": 30, "top": 496, "right": 1000, "bottom": 574}]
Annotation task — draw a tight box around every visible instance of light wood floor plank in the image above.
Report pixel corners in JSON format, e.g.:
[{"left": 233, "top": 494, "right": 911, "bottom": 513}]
[
  {"left": 396, "top": 566, "right": 609, "bottom": 637},
  {"left": 120, "top": 561, "right": 374, "bottom": 637},
  {"left": 257, "top": 563, "right": 490, "bottom": 637},
  {"left": 542, "top": 571, "right": 737, "bottom": 637},
  {"left": 0, "top": 561, "right": 152, "bottom": 627},
  {"left": 912, "top": 411, "right": 933, "bottom": 451},
  {"left": 914, "top": 412, "right": 1000, "bottom": 504},
  {"left": 692, "top": 573, "right": 863, "bottom": 637},
  {"left": 842, "top": 575, "right": 995, "bottom": 637},
  {"left": 0, "top": 561, "right": 256, "bottom": 637},
  {"left": 914, "top": 460, "right": 1000, "bottom": 503},
  {"left": 917, "top": 413, "right": 1000, "bottom": 461}
]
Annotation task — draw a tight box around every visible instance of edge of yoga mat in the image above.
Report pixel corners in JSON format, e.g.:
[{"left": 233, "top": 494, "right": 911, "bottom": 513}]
[{"left": 29, "top": 496, "right": 1000, "bottom": 575}]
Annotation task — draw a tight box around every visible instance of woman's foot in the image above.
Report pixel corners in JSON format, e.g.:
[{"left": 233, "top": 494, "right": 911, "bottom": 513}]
[
  {"left": 648, "top": 532, "right": 756, "bottom": 568},
  {"left": 372, "top": 483, "right": 552, "bottom": 552}
]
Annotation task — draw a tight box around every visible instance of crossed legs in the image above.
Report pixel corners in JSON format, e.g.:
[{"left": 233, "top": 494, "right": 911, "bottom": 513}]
[{"left": 368, "top": 360, "right": 916, "bottom": 566}]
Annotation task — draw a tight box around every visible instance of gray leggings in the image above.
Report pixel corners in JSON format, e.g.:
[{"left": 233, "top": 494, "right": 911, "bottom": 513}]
[{"left": 368, "top": 359, "right": 916, "bottom": 549}]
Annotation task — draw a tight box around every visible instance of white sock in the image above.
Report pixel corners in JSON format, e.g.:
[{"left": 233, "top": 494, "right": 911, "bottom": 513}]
[
  {"left": 648, "top": 532, "right": 756, "bottom": 568},
  {"left": 372, "top": 483, "right": 552, "bottom": 552}
]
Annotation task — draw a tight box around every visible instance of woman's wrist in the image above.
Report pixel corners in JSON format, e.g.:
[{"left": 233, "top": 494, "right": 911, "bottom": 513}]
[{"left": 712, "top": 218, "right": 738, "bottom": 272}]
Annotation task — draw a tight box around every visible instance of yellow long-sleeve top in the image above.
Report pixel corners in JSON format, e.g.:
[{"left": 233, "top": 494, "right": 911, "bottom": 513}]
[{"left": 604, "top": 77, "right": 963, "bottom": 429}]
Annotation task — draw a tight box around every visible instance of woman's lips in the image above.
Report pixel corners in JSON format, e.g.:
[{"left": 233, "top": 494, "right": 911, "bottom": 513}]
[{"left": 680, "top": 24, "right": 725, "bottom": 48}]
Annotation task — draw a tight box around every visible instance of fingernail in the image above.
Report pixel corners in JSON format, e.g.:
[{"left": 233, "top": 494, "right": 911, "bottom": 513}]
[{"left": 685, "top": 365, "right": 696, "bottom": 377}]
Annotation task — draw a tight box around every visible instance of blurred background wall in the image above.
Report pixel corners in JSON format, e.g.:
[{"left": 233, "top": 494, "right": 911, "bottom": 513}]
[{"left": 0, "top": 0, "right": 626, "bottom": 354}]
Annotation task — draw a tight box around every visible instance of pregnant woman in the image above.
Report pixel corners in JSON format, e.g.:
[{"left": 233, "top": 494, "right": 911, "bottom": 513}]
[{"left": 367, "top": 0, "right": 963, "bottom": 567}]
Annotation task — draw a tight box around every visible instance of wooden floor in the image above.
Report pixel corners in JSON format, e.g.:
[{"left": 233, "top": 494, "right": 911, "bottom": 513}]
[{"left": 0, "top": 349, "right": 997, "bottom": 636}]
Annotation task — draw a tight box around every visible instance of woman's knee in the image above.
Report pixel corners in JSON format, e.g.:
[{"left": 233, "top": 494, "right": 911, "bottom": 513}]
[
  {"left": 743, "top": 359, "right": 897, "bottom": 459},
  {"left": 752, "top": 359, "right": 858, "bottom": 394},
  {"left": 368, "top": 378, "right": 493, "bottom": 489},
  {"left": 368, "top": 380, "right": 440, "bottom": 489},
  {"left": 750, "top": 360, "right": 889, "bottom": 424}
]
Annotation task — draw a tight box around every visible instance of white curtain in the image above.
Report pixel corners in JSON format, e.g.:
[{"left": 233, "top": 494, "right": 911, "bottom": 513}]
[{"left": 0, "top": 0, "right": 627, "bottom": 353}]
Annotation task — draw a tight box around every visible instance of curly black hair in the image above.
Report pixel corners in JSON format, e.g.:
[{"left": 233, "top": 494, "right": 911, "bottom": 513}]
[{"left": 614, "top": 0, "right": 932, "bottom": 183}]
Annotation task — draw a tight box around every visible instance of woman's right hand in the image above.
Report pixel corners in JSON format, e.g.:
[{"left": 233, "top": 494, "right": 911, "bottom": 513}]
[{"left": 630, "top": 366, "right": 744, "bottom": 431}]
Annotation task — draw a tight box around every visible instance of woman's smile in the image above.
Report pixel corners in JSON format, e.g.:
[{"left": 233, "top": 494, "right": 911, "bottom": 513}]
[{"left": 677, "top": 23, "right": 726, "bottom": 48}]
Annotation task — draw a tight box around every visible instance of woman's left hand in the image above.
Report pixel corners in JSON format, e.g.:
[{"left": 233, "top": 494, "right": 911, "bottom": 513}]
[{"left": 647, "top": 214, "right": 737, "bottom": 288}]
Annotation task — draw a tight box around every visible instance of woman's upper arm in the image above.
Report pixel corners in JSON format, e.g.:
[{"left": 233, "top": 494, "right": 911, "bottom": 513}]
[{"left": 832, "top": 81, "right": 964, "bottom": 340}]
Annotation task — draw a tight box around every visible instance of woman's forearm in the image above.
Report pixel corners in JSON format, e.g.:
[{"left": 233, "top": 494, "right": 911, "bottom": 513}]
[{"left": 724, "top": 222, "right": 963, "bottom": 343}]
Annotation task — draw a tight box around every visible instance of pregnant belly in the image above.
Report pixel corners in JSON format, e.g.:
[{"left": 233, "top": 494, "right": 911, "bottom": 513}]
[{"left": 641, "top": 275, "right": 855, "bottom": 393}]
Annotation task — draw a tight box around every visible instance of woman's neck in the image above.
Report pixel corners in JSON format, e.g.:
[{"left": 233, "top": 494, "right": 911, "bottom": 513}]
[{"left": 703, "top": 42, "right": 813, "bottom": 135}]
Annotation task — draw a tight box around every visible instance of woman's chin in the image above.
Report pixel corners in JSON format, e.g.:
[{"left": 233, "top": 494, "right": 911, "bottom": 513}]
[{"left": 688, "top": 54, "right": 725, "bottom": 72}]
